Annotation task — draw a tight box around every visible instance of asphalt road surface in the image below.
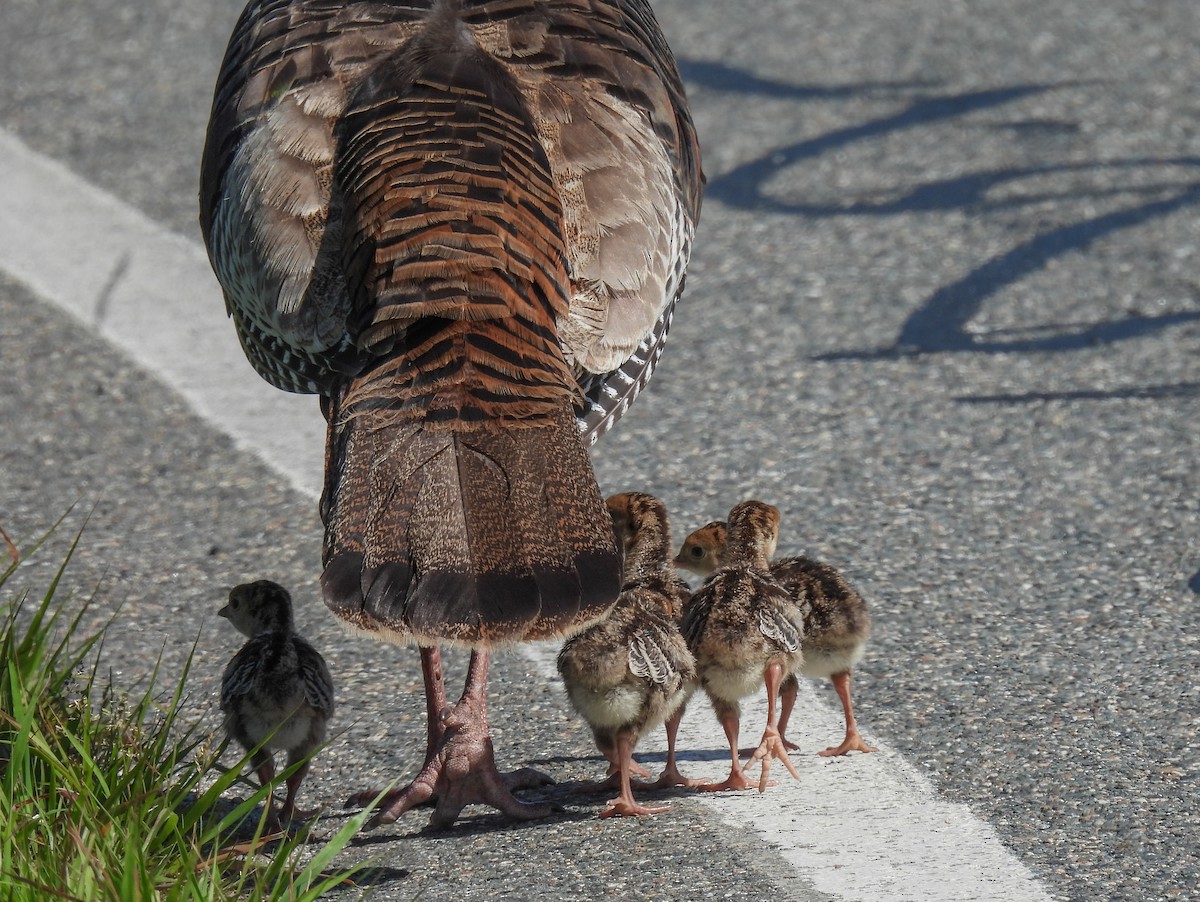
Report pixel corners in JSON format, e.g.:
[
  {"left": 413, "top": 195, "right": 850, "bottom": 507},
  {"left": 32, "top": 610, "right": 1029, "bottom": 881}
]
[{"left": 1, "top": 1, "right": 1197, "bottom": 900}]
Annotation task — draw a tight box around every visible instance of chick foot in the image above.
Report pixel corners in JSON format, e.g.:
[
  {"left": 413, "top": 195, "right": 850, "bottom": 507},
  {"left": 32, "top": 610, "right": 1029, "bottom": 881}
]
[
  {"left": 694, "top": 765, "right": 757, "bottom": 793},
  {"left": 599, "top": 733, "right": 670, "bottom": 818},
  {"left": 637, "top": 708, "right": 701, "bottom": 789},
  {"left": 818, "top": 731, "right": 878, "bottom": 757},
  {"left": 594, "top": 757, "right": 655, "bottom": 788},
  {"left": 748, "top": 723, "right": 800, "bottom": 792},
  {"left": 694, "top": 710, "right": 758, "bottom": 792},
  {"left": 817, "top": 670, "right": 877, "bottom": 756}
]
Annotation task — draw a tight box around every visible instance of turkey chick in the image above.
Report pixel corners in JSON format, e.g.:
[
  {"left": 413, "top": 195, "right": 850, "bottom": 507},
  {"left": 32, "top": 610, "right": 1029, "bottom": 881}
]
[
  {"left": 680, "top": 501, "right": 804, "bottom": 792},
  {"left": 219, "top": 580, "right": 335, "bottom": 827},
  {"left": 557, "top": 492, "right": 696, "bottom": 816},
  {"left": 676, "top": 516, "right": 876, "bottom": 756},
  {"left": 605, "top": 491, "right": 697, "bottom": 787}
]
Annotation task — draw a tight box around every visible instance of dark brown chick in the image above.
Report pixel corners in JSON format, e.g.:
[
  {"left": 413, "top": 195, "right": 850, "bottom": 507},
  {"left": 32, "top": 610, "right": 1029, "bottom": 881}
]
[
  {"left": 219, "top": 580, "right": 335, "bottom": 828},
  {"left": 676, "top": 516, "right": 876, "bottom": 756},
  {"left": 680, "top": 501, "right": 804, "bottom": 793},
  {"left": 557, "top": 492, "right": 696, "bottom": 816}
]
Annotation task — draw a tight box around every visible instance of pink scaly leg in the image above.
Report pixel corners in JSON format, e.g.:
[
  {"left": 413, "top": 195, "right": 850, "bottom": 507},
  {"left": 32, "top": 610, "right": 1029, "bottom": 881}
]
[
  {"left": 642, "top": 705, "right": 700, "bottom": 789},
  {"left": 819, "top": 670, "right": 877, "bottom": 757},
  {"left": 777, "top": 673, "right": 801, "bottom": 752},
  {"left": 348, "top": 648, "right": 552, "bottom": 829},
  {"left": 600, "top": 730, "right": 670, "bottom": 818},
  {"left": 748, "top": 661, "right": 801, "bottom": 792},
  {"left": 695, "top": 703, "right": 755, "bottom": 793}
]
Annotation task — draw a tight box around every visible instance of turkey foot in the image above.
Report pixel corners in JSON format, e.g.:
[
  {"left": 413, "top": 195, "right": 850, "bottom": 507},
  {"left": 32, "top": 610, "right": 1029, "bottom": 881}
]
[
  {"left": 819, "top": 732, "right": 877, "bottom": 757},
  {"left": 596, "top": 756, "right": 655, "bottom": 788},
  {"left": 693, "top": 709, "right": 756, "bottom": 793},
  {"left": 748, "top": 723, "right": 800, "bottom": 792},
  {"left": 350, "top": 649, "right": 552, "bottom": 829},
  {"left": 638, "top": 709, "right": 701, "bottom": 789},
  {"left": 599, "top": 732, "right": 670, "bottom": 818}
]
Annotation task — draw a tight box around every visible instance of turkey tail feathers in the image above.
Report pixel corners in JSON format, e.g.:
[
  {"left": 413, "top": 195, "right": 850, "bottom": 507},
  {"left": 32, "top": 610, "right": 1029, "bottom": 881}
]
[
  {"left": 318, "top": 12, "right": 622, "bottom": 644},
  {"left": 322, "top": 404, "right": 620, "bottom": 645}
]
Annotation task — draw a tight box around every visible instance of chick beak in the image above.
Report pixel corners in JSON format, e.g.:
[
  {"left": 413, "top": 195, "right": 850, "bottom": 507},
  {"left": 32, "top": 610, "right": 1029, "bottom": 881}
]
[{"left": 218, "top": 604, "right": 230, "bottom": 620}]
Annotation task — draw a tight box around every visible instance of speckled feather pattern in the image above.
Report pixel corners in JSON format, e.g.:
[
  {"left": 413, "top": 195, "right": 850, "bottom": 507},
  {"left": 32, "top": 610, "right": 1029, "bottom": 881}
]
[
  {"left": 606, "top": 490, "right": 691, "bottom": 619},
  {"left": 557, "top": 492, "right": 695, "bottom": 759},
  {"left": 676, "top": 518, "right": 872, "bottom": 678},
  {"left": 199, "top": 0, "right": 701, "bottom": 403},
  {"left": 219, "top": 582, "right": 335, "bottom": 765},
  {"left": 221, "top": 632, "right": 335, "bottom": 753},
  {"left": 679, "top": 502, "right": 805, "bottom": 719},
  {"left": 557, "top": 588, "right": 694, "bottom": 749},
  {"left": 200, "top": 0, "right": 701, "bottom": 646},
  {"left": 769, "top": 556, "right": 871, "bottom": 678}
]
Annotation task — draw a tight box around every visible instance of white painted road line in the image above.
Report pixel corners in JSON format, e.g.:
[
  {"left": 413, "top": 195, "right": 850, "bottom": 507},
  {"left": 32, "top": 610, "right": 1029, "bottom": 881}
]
[
  {"left": 0, "top": 128, "right": 325, "bottom": 499},
  {"left": 527, "top": 641, "right": 1053, "bottom": 902},
  {"left": 0, "top": 126, "right": 1054, "bottom": 901}
]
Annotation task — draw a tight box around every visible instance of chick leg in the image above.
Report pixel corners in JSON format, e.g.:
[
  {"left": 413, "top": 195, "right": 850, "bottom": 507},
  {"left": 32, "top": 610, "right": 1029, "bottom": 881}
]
[
  {"left": 250, "top": 750, "right": 281, "bottom": 830},
  {"left": 642, "top": 705, "right": 698, "bottom": 789},
  {"left": 0, "top": 524, "right": 17, "bottom": 564},
  {"left": 602, "top": 739, "right": 652, "bottom": 783},
  {"left": 695, "top": 701, "right": 755, "bottom": 792},
  {"left": 818, "top": 670, "right": 878, "bottom": 757},
  {"left": 776, "top": 673, "right": 801, "bottom": 752},
  {"left": 364, "top": 649, "right": 553, "bottom": 829},
  {"left": 748, "top": 661, "right": 801, "bottom": 792},
  {"left": 627, "top": 759, "right": 656, "bottom": 780},
  {"left": 592, "top": 741, "right": 652, "bottom": 790},
  {"left": 279, "top": 756, "right": 316, "bottom": 824},
  {"left": 600, "top": 730, "right": 670, "bottom": 818},
  {"left": 569, "top": 734, "right": 616, "bottom": 793}
]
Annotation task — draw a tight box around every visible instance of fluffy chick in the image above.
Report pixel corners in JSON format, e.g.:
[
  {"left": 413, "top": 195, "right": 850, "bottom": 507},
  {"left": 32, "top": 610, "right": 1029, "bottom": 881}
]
[
  {"left": 557, "top": 492, "right": 696, "bottom": 816},
  {"left": 680, "top": 501, "right": 805, "bottom": 792},
  {"left": 605, "top": 491, "right": 697, "bottom": 786},
  {"left": 676, "top": 517, "right": 876, "bottom": 756},
  {"left": 219, "top": 580, "right": 335, "bottom": 827}
]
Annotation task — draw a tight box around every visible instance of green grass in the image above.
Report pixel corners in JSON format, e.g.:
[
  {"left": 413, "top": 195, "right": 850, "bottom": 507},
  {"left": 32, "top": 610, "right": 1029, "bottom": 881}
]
[{"left": 0, "top": 524, "right": 377, "bottom": 901}]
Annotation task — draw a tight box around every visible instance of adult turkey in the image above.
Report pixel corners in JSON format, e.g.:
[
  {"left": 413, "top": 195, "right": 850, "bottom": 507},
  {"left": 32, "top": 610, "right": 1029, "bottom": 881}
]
[{"left": 200, "top": 0, "right": 701, "bottom": 828}]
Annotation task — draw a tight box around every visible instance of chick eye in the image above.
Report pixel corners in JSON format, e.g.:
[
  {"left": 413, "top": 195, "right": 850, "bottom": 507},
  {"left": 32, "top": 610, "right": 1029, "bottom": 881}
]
[
  {"left": 231, "top": 599, "right": 239, "bottom": 609},
  {"left": 689, "top": 546, "right": 705, "bottom": 558}
]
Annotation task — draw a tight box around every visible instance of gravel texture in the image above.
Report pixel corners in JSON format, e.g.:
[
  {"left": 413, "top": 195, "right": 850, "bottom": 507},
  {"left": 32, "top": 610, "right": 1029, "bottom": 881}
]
[
  {"left": 0, "top": 276, "right": 817, "bottom": 901},
  {"left": 1, "top": 1, "right": 1198, "bottom": 900}
]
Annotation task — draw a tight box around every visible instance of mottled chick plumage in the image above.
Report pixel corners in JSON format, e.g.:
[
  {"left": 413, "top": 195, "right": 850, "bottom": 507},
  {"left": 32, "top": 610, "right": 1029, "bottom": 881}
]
[
  {"left": 676, "top": 510, "right": 876, "bottom": 756},
  {"left": 680, "top": 501, "right": 804, "bottom": 792},
  {"left": 220, "top": 579, "right": 335, "bottom": 825},
  {"left": 607, "top": 491, "right": 693, "bottom": 619},
  {"left": 556, "top": 492, "right": 696, "bottom": 816}
]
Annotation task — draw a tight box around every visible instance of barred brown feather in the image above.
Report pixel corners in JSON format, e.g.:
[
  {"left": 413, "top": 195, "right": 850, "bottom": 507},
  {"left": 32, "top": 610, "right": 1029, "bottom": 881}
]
[{"left": 200, "top": 0, "right": 700, "bottom": 645}]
